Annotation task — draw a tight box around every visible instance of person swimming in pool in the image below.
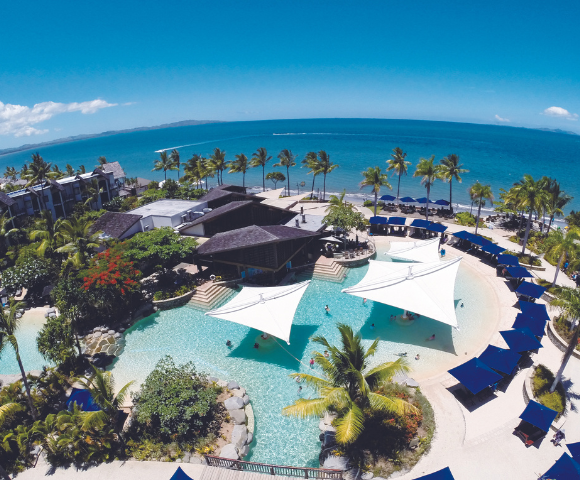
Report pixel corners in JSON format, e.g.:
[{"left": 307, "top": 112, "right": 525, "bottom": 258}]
[
  {"left": 325, "top": 305, "right": 330, "bottom": 313},
  {"left": 426, "top": 334, "right": 435, "bottom": 341}
]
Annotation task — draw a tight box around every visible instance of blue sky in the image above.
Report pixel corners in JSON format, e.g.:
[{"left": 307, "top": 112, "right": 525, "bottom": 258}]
[{"left": 1, "top": 0, "right": 579, "bottom": 148}]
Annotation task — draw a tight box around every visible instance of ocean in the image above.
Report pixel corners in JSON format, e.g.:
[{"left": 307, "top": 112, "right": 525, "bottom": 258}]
[{"left": 2, "top": 118, "right": 579, "bottom": 215}]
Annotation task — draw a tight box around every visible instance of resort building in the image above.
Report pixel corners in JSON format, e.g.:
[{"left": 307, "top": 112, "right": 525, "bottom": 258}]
[
  {"left": 197, "top": 184, "right": 261, "bottom": 209},
  {"left": 127, "top": 199, "right": 209, "bottom": 232}
]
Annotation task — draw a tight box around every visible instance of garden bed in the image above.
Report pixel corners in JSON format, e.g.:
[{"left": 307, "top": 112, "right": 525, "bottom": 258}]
[
  {"left": 551, "top": 316, "right": 580, "bottom": 353},
  {"left": 531, "top": 365, "right": 566, "bottom": 418}
]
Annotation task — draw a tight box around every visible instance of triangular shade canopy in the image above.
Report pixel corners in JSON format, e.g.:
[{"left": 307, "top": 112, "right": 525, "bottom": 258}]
[
  {"left": 478, "top": 345, "right": 521, "bottom": 375},
  {"left": 519, "top": 400, "right": 558, "bottom": 432},
  {"left": 400, "top": 196, "right": 417, "bottom": 203},
  {"left": 413, "top": 467, "right": 455, "bottom": 480},
  {"left": 170, "top": 467, "right": 194, "bottom": 480},
  {"left": 452, "top": 230, "right": 472, "bottom": 241},
  {"left": 206, "top": 281, "right": 311, "bottom": 343},
  {"left": 319, "top": 236, "right": 343, "bottom": 243},
  {"left": 500, "top": 328, "right": 543, "bottom": 352},
  {"left": 434, "top": 199, "right": 450, "bottom": 206},
  {"left": 519, "top": 300, "right": 550, "bottom": 321},
  {"left": 380, "top": 194, "right": 396, "bottom": 201},
  {"left": 568, "top": 442, "right": 580, "bottom": 462},
  {"left": 448, "top": 358, "right": 502, "bottom": 394},
  {"left": 387, "top": 216, "right": 406, "bottom": 225},
  {"left": 481, "top": 243, "right": 506, "bottom": 255},
  {"left": 386, "top": 238, "right": 441, "bottom": 263},
  {"left": 516, "top": 281, "right": 546, "bottom": 299},
  {"left": 342, "top": 257, "right": 462, "bottom": 328},
  {"left": 542, "top": 453, "right": 580, "bottom": 480},
  {"left": 512, "top": 313, "right": 546, "bottom": 337},
  {"left": 505, "top": 266, "right": 533, "bottom": 278},
  {"left": 410, "top": 219, "right": 430, "bottom": 228},
  {"left": 497, "top": 254, "right": 519, "bottom": 266}
]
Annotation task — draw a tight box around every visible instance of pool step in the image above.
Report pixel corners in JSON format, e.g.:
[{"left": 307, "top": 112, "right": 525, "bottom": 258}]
[
  {"left": 296, "top": 259, "right": 347, "bottom": 283},
  {"left": 186, "top": 283, "right": 236, "bottom": 311}
]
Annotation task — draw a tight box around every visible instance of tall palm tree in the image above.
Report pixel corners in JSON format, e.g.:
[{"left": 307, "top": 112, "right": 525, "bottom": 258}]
[
  {"left": 77, "top": 165, "right": 87, "bottom": 174},
  {"left": 386, "top": 147, "right": 411, "bottom": 200},
  {"left": 0, "top": 301, "right": 38, "bottom": 419},
  {"left": 152, "top": 151, "right": 178, "bottom": 181},
  {"left": 30, "top": 210, "right": 64, "bottom": 257},
  {"left": 302, "top": 151, "right": 320, "bottom": 200},
  {"left": 250, "top": 147, "right": 272, "bottom": 192},
  {"left": 469, "top": 182, "right": 493, "bottom": 235},
  {"left": 544, "top": 228, "right": 580, "bottom": 287},
  {"left": 3, "top": 166, "right": 18, "bottom": 181},
  {"left": 56, "top": 217, "right": 102, "bottom": 268},
  {"left": 438, "top": 154, "right": 468, "bottom": 213},
  {"left": 65, "top": 164, "right": 75, "bottom": 177},
  {"left": 318, "top": 151, "right": 339, "bottom": 202},
  {"left": 228, "top": 153, "right": 249, "bottom": 187},
  {"left": 49, "top": 165, "right": 65, "bottom": 180},
  {"left": 0, "top": 212, "right": 18, "bottom": 252},
  {"left": 170, "top": 149, "right": 181, "bottom": 179},
  {"left": 274, "top": 149, "right": 297, "bottom": 195},
  {"left": 282, "top": 324, "right": 416, "bottom": 445},
  {"left": 413, "top": 155, "right": 439, "bottom": 221},
  {"left": 96, "top": 156, "right": 108, "bottom": 169},
  {"left": 549, "top": 287, "right": 580, "bottom": 392},
  {"left": 83, "top": 178, "right": 104, "bottom": 210},
  {"left": 77, "top": 365, "right": 134, "bottom": 450},
  {"left": 23, "top": 153, "right": 52, "bottom": 210},
  {"left": 545, "top": 180, "right": 573, "bottom": 235},
  {"left": 511, "top": 174, "right": 550, "bottom": 254},
  {"left": 209, "top": 148, "right": 227, "bottom": 185},
  {"left": 184, "top": 154, "right": 202, "bottom": 188},
  {"left": 360, "top": 166, "right": 392, "bottom": 216}
]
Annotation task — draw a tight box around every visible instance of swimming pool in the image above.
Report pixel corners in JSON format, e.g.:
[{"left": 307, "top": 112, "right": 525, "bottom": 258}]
[
  {"left": 110, "top": 252, "right": 495, "bottom": 466},
  {"left": 0, "top": 311, "right": 47, "bottom": 375}
]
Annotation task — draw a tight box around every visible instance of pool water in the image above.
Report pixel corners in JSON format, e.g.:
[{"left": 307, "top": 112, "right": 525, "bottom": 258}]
[
  {"left": 110, "top": 253, "right": 495, "bottom": 466},
  {"left": 0, "top": 313, "right": 47, "bottom": 375}
]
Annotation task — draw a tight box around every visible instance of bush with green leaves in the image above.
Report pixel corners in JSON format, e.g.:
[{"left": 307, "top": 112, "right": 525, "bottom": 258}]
[
  {"left": 37, "top": 315, "right": 79, "bottom": 370},
  {"left": 131, "top": 356, "right": 221, "bottom": 442},
  {"left": 1, "top": 256, "right": 58, "bottom": 296},
  {"left": 532, "top": 364, "right": 566, "bottom": 417}
]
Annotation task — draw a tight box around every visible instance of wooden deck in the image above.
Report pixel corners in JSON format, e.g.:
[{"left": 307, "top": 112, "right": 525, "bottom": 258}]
[{"left": 200, "top": 467, "right": 283, "bottom": 480}]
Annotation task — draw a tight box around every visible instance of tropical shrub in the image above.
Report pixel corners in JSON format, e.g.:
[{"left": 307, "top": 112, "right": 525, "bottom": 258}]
[
  {"left": 1, "top": 256, "right": 58, "bottom": 296},
  {"left": 37, "top": 315, "right": 79, "bottom": 371},
  {"left": 454, "top": 212, "right": 485, "bottom": 228},
  {"left": 532, "top": 364, "right": 566, "bottom": 416}
]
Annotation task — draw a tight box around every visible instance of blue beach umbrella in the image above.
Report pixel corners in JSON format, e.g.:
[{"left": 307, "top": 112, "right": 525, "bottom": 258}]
[
  {"left": 500, "top": 327, "right": 543, "bottom": 352},
  {"left": 416, "top": 197, "right": 437, "bottom": 206},
  {"left": 505, "top": 266, "right": 533, "bottom": 278},
  {"left": 519, "top": 300, "right": 550, "bottom": 321},
  {"left": 512, "top": 313, "right": 547, "bottom": 337},
  {"left": 413, "top": 466, "right": 455, "bottom": 480},
  {"left": 448, "top": 358, "right": 502, "bottom": 394},
  {"left": 497, "top": 254, "right": 519, "bottom": 266},
  {"left": 170, "top": 467, "right": 194, "bottom": 480},
  {"left": 478, "top": 345, "right": 521, "bottom": 375},
  {"left": 519, "top": 400, "right": 558, "bottom": 432},
  {"left": 516, "top": 281, "right": 546, "bottom": 299},
  {"left": 427, "top": 223, "right": 447, "bottom": 233},
  {"left": 380, "top": 194, "right": 396, "bottom": 201},
  {"left": 542, "top": 453, "right": 580, "bottom": 480},
  {"left": 434, "top": 199, "right": 450, "bottom": 206},
  {"left": 410, "top": 219, "right": 430, "bottom": 229},
  {"left": 469, "top": 235, "right": 492, "bottom": 247},
  {"left": 481, "top": 243, "right": 506, "bottom": 255},
  {"left": 567, "top": 442, "right": 580, "bottom": 462},
  {"left": 452, "top": 230, "right": 472, "bottom": 241},
  {"left": 400, "top": 196, "right": 417, "bottom": 203},
  {"left": 369, "top": 216, "right": 387, "bottom": 225}
]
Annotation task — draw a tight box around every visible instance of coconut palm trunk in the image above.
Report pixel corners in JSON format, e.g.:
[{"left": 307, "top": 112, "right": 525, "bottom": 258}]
[
  {"left": 374, "top": 190, "right": 378, "bottom": 216},
  {"left": 286, "top": 167, "right": 291, "bottom": 196},
  {"left": 553, "top": 252, "right": 565, "bottom": 288},
  {"left": 449, "top": 179, "right": 453, "bottom": 213},
  {"left": 425, "top": 185, "right": 430, "bottom": 221},
  {"left": 310, "top": 176, "right": 316, "bottom": 200},
  {"left": 15, "top": 347, "right": 37, "bottom": 419},
  {"left": 551, "top": 322, "right": 580, "bottom": 392},
  {"left": 475, "top": 200, "right": 483, "bottom": 235},
  {"left": 0, "top": 464, "right": 11, "bottom": 480},
  {"left": 396, "top": 172, "right": 402, "bottom": 200},
  {"left": 323, "top": 173, "right": 327, "bottom": 202},
  {"left": 521, "top": 209, "right": 534, "bottom": 254}
]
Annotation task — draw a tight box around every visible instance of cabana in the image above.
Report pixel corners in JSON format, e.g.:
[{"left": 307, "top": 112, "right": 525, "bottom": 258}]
[
  {"left": 505, "top": 266, "right": 533, "bottom": 279},
  {"left": 481, "top": 243, "right": 506, "bottom": 256},
  {"left": 519, "top": 300, "right": 550, "bottom": 321},
  {"left": 409, "top": 218, "right": 430, "bottom": 238},
  {"left": 448, "top": 357, "right": 502, "bottom": 394},
  {"left": 515, "top": 400, "right": 558, "bottom": 446},
  {"left": 512, "top": 313, "right": 547, "bottom": 337},
  {"left": 387, "top": 216, "right": 407, "bottom": 235},
  {"left": 478, "top": 345, "right": 521, "bottom": 375},
  {"left": 499, "top": 327, "right": 543, "bottom": 352},
  {"left": 170, "top": 467, "right": 194, "bottom": 480},
  {"left": 497, "top": 254, "right": 519, "bottom": 266},
  {"left": 205, "top": 280, "right": 311, "bottom": 344},
  {"left": 342, "top": 257, "right": 462, "bottom": 328},
  {"left": 413, "top": 467, "right": 455, "bottom": 480},
  {"left": 541, "top": 453, "right": 580, "bottom": 480},
  {"left": 369, "top": 216, "right": 388, "bottom": 235},
  {"left": 568, "top": 442, "right": 580, "bottom": 462},
  {"left": 427, "top": 223, "right": 447, "bottom": 234},
  {"left": 386, "top": 238, "right": 441, "bottom": 263},
  {"left": 516, "top": 281, "right": 546, "bottom": 300}
]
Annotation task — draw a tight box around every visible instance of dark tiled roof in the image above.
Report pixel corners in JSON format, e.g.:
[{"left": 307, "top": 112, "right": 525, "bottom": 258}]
[
  {"left": 197, "top": 225, "right": 319, "bottom": 255},
  {"left": 89, "top": 212, "right": 142, "bottom": 238},
  {"left": 102, "top": 161, "right": 126, "bottom": 180},
  {"left": 0, "top": 192, "right": 16, "bottom": 207},
  {"left": 197, "top": 188, "right": 235, "bottom": 203},
  {"left": 184, "top": 201, "right": 254, "bottom": 228}
]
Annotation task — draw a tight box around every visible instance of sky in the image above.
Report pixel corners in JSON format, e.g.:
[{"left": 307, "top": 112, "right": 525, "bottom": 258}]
[{"left": 1, "top": 0, "right": 579, "bottom": 149}]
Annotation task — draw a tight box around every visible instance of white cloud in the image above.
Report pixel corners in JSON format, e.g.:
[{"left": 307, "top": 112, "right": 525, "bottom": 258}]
[
  {"left": 495, "top": 114, "right": 510, "bottom": 123},
  {"left": 541, "top": 106, "right": 578, "bottom": 121},
  {"left": 122, "top": 102, "right": 136, "bottom": 106},
  {"left": 0, "top": 99, "right": 117, "bottom": 137}
]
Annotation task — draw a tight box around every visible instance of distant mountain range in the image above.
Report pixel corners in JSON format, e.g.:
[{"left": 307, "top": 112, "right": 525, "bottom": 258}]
[{"left": 0, "top": 119, "right": 225, "bottom": 156}]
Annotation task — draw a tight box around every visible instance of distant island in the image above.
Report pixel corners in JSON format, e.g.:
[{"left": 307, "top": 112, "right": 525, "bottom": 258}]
[{"left": 0, "top": 119, "right": 225, "bottom": 156}]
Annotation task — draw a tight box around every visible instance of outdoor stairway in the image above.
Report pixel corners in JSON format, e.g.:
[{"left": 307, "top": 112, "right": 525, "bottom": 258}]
[
  {"left": 296, "top": 256, "right": 347, "bottom": 283},
  {"left": 186, "top": 282, "right": 237, "bottom": 311}
]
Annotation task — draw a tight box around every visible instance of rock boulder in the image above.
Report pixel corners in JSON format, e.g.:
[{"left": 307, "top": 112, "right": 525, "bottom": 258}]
[
  {"left": 219, "top": 444, "right": 239, "bottom": 460},
  {"left": 242, "top": 394, "right": 250, "bottom": 405},
  {"left": 232, "top": 387, "right": 246, "bottom": 398},
  {"left": 231, "top": 424, "right": 248, "bottom": 448},
  {"left": 230, "top": 409, "right": 247, "bottom": 425},
  {"left": 227, "top": 380, "right": 240, "bottom": 390},
  {"left": 224, "top": 396, "right": 244, "bottom": 410}
]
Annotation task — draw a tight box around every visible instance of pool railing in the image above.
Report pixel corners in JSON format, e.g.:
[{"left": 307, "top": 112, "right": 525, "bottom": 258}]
[{"left": 204, "top": 455, "right": 344, "bottom": 479}]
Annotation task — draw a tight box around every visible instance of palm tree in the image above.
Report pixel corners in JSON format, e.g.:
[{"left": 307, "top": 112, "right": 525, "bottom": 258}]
[
  {"left": 0, "top": 301, "right": 38, "bottom": 419},
  {"left": 326, "top": 190, "right": 350, "bottom": 213},
  {"left": 3, "top": 166, "right": 18, "bottom": 181},
  {"left": 282, "top": 324, "right": 416, "bottom": 445},
  {"left": 250, "top": 147, "right": 272, "bottom": 192},
  {"left": 65, "top": 164, "right": 75, "bottom": 177},
  {"left": 274, "top": 149, "right": 297, "bottom": 195},
  {"left": 170, "top": 149, "right": 181, "bottom": 179},
  {"left": 438, "top": 154, "right": 468, "bottom": 213},
  {"left": 152, "top": 151, "right": 178, "bottom": 181},
  {"left": 544, "top": 228, "right": 580, "bottom": 287},
  {"left": 302, "top": 152, "right": 321, "bottom": 200},
  {"left": 413, "top": 155, "right": 439, "bottom": 221},
  {"left": 209, "top": 148, "right": 227, "bottom": 185},
  {"left": 96, "top": 156, "right": 108, "bottom": 169},
  {"left": 545, "top": 180, "right": 573, "bottom": 235},
  {"left": 0, "top": 212, "right": 18, "bottom": 252},
  {"left": 318, "top": 151, "right": 339, "bottom": 202},
  {"left": 549, "top": 287, "right": 580, "bottom": 392},
  {"left": 56, "top": 217, "right": 102, "bottom": 268},
  {"left": 386, "top": 147, "right": 411, "bottom": 200},
  {"left": 184, "top": 155, "right": 202, "bottom": 188},
  {"left": 23, "top": 153, "right": 52, "bottom": 210},
  {"left": 228, "top": 153, "right": 249, "bottom": 187},
  {"left": 469, "top": 182, "right": 493, "bottom": 235},
  {"left": 83, "top": 178, "right": 104, "bottom": 210},
  {"left": 30, "top": 210, "right": 64, "bottom": 257},
  {"left": 77, "top": 165, "right": 87, "bottom": 174},
  {"left": 511, "top": 174, "right": 550, "bottom": 254},
  {"left": 265, "top": 171, "right": 285, "bottom": 189},
  {"left": 77, "top": 365, "right": 134, "bottom": 451},
  {"left": 360, "top": 166, "right": 392, "bottom": 216},
  {"left": 50, "top": 164, "right": 66, "bottom": 180}
]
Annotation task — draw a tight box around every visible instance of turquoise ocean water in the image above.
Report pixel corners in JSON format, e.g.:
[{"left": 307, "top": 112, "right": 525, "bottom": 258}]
[{"left": 2, "top": 119, "right": 579, "bottom": 211}]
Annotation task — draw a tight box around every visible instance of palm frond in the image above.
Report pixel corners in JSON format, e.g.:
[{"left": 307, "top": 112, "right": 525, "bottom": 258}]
[
  {"left": 289, "top": 373, "right": 331, "bottom": 392},
  {"left": 282, "top": 397, "right": 330, "bottom": 418},
  {"left": 365, "top": 358, "right": 410, "bottom": 387},
  {"left": 368, "top": 392, "right": 418, "bottom": 416},
  {"left": 0, "top": 402, "right": 23, "bottom": 425},
  {"left": 334, "top": 403, "right": 364, "bottom": 444}
]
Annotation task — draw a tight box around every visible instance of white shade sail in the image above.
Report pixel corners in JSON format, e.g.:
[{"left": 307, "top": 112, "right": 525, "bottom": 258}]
[
  {"left": 342, "top": 257, "right": 462, "bottom": 328},
  {"left": 205, "top": 280, "right": 311, "bottom": 343},
  {"left": 386, "top": 238, "right": 441, "bottom": 263},
  {"left": 256, "top": 187, "right": 285, "bottom": 200}
]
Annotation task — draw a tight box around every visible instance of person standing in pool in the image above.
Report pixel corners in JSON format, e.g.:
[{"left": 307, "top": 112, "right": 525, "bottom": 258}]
[
  {"left": 310, "top": 358, "right": 315, "bottom": 368},
  {"left": 325, "top": 305, "right": 330, "bottom": 313}
]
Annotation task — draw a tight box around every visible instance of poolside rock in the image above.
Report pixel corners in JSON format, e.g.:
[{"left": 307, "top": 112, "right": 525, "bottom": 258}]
[
  {"left": 108, "top": 329, "right": 115, "bottom": 335},
  {"left": 217, "top": 380, "right": 228, "bottom": 388},
  {"left": 208, "top": 376, "right": 219, "bottom": 383},
  {"left": 239, "top": 445, "right": 250, "bottom": 457},
  {"left": 361, "top": 473, "right": 374, "bottom": 480},
  {"left": 219, "top": 444, "right": 239, "bottom": 460},
  {"left": 227, "top": 381, "right": 240, "bottom": 390},
  {"left": 114, "top": 332, "right": 123, "bottom": 339},
  {"left": 231, "top": 424, "right": 248, "bottom": 448},
  {"left": 232, "top": 387, "right": 246, "bottom": 398},
  {"left": 175, "top": 458, "right": 182, "bottom": 463},
  {"left": 189, "top": 456, "right": 202, "bottom": 464},
  {"left": 230, "top": 409, "right": 247, "bottom": 425},
  {"left": 245, "top": 432, "right": 253, "bottom": 444},
  {"left": 242, "top": 394, "right": 250, "bottom": 405},
  {"left": 93, "top": 331, "right": 102, "bottom": 338},
  {"left": 224, "top": 396, "right": 244, "bottom": 410}
]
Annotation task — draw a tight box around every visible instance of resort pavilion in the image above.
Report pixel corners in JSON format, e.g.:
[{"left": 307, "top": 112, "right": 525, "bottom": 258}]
[
  {"left": 196, "top": 224, "right": 321, "bottom": 283},
  {"left": 197, "top": 184, "right": 261, "bottom": 209}
]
